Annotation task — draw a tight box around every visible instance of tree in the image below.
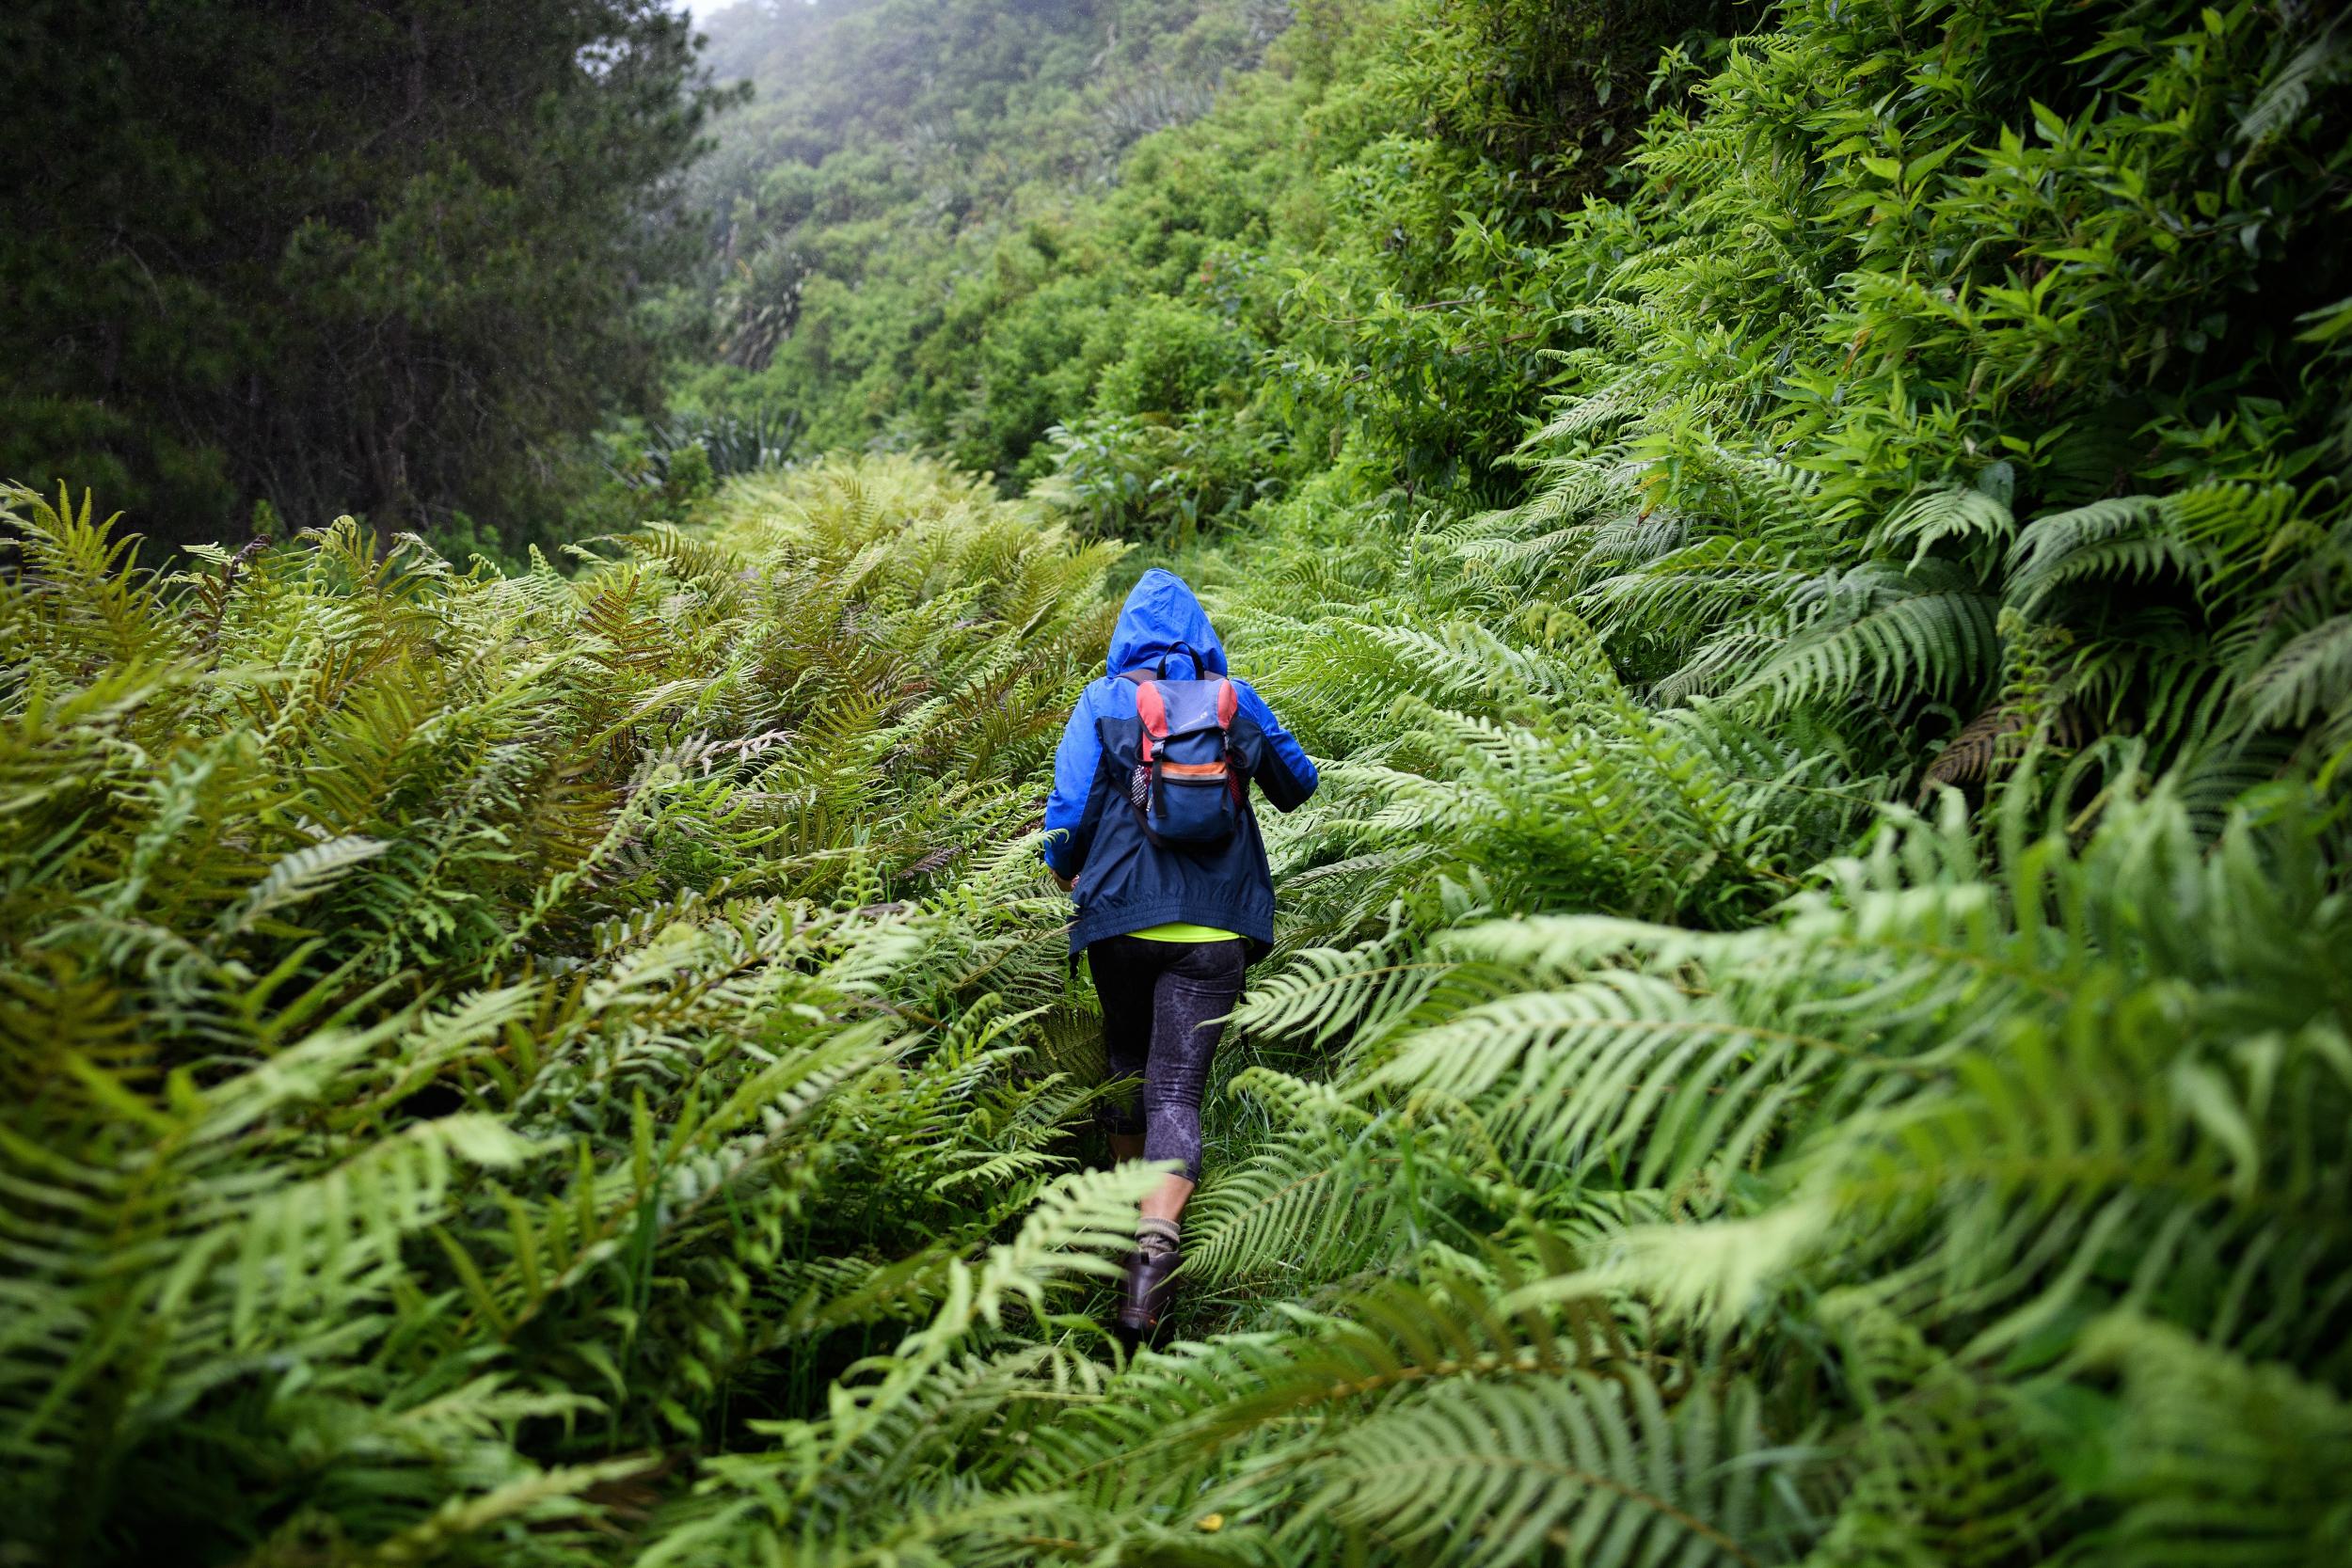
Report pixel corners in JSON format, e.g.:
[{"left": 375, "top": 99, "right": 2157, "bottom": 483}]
[{"left": 0, "top": 0, "right": 737, "bottom": 550}]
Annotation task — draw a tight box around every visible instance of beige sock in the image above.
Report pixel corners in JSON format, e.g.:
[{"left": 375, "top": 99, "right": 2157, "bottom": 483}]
[{"left": 1136, "top": 1215, "right": 1181, "bottom": 1258}]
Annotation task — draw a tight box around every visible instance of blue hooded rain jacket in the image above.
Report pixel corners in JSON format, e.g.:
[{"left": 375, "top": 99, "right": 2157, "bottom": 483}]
[{"left": 1041, "top": 569, "right": 1317, "bottom": 958}]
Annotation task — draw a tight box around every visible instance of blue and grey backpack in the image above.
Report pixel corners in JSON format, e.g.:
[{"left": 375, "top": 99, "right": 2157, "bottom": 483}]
[{"left": 1120, "top": 641, "right": 1248, "bottom": 848}]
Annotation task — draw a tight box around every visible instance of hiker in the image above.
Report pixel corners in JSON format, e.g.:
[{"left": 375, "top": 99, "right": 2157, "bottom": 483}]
[{"left": 1041, "top": 568, "right": 1319, "bottom": 1336}]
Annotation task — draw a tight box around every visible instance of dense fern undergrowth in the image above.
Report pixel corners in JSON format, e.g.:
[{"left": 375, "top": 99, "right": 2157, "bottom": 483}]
[{"left": 11, "top": 0, "right": 2352, "bottom": 1564}]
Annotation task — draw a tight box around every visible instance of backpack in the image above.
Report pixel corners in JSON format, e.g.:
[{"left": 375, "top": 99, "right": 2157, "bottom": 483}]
[{"left": 1120, "top": 642, "right": 1248, "bottom": 848}]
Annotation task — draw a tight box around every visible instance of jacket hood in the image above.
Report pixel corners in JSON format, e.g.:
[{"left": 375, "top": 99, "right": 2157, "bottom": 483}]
[{"left": 1106, "top": 568, "right": 1227, "bottom": 678}]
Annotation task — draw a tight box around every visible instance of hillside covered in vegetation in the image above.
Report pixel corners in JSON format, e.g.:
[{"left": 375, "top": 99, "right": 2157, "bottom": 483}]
[{"left": 7, "top": 1, "right": 2352, "bottom": 1565}]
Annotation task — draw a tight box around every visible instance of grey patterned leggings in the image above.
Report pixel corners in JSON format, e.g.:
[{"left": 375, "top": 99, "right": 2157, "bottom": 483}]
[{"left": 1089, "top": 935, "right": 1248, "bottom": 1182}]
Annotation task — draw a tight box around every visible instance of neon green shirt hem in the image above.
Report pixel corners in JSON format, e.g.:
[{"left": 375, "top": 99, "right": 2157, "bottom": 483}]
[{"left": 1127, "top": 921, "right": 1243, "bottom": 942}]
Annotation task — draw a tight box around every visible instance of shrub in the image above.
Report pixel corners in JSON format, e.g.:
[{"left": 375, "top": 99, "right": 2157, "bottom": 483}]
[
  {"left": 1038, "top": 406, "right": 1283, "bottom": 544},
  {"left": 1093, "top": 298, "right": 1253, "bottom": 417}
]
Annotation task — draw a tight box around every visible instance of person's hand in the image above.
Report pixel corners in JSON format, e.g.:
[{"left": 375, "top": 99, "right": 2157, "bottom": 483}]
[{"left": 1051, "top": 868, "right": 1075, "bottom": 893}]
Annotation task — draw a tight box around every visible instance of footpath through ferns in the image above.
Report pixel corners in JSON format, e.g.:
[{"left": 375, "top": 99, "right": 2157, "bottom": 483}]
[{"left": 9, "top": 0, "right": 2352, "bottom": 1564}]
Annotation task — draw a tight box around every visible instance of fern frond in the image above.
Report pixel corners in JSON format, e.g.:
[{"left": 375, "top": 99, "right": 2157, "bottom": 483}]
[{"left": 1291, "top": 1370, "right": 1776, "bottom": 1568}]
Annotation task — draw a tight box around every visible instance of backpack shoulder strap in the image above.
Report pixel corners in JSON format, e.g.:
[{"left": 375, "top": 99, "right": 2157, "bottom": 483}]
[{"left": 1122, "top": 670, "right": 1168, "bottom": 754}]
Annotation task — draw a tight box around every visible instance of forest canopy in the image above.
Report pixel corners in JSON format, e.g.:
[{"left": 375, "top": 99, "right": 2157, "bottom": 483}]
[{"left": 0, "top": 0, "right": 732, "bottom": 552}]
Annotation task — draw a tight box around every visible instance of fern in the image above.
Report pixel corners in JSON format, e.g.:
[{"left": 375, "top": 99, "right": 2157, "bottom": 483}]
[
  {"left": 11, "top": 0, "right": 2352, "bottom": 1553},
  {"left": 0, "top": 459, "right": 1135, "bottom": 1563},
  {"left": 1291, "top": 1371, "right": 1776, "bottom": 1567}
]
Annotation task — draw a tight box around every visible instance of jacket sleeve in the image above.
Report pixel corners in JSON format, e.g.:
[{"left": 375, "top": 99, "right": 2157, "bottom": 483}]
[
  {"left": 1234, "top": 680, "right": 1318, "bottom": 812},
  {"left": 1041, "top": 689, "right": 1104, "bottom": 878}
]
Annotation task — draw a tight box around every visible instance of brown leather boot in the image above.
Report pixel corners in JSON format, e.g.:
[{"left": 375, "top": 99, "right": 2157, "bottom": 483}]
[{"left": 1119, "top": 1217, "right": 1182, "bottom": 1336}]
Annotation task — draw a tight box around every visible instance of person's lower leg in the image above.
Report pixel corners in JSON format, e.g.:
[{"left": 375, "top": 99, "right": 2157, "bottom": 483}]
[
  {"left": 1112, "top": 1135, "right": 1189, "bottom": 1233},
  {"left": 1140, "top": 1171, "right": 1193, "bottom": 1226},
  {"left": 1134, "top": 1101, "right": 1201, "bottom": 1278}
]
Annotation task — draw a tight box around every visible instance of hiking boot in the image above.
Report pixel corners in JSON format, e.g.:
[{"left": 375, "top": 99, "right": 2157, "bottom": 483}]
[{"left": 1119, "top": 1219, "right": 1182, "bottom": 1336}]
